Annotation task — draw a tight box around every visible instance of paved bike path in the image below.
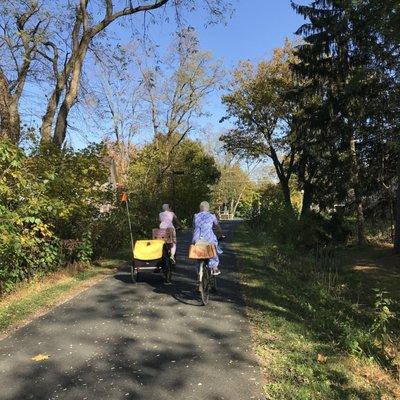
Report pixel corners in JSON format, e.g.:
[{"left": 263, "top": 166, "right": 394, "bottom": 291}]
[{"left": 0, "top": 221, "right": 262, "bottom": 400}]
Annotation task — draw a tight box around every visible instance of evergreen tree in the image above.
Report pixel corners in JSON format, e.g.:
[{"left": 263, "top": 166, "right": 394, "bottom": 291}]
[{"left": 292, "top": 0, "right": 400, "bottom": 247}]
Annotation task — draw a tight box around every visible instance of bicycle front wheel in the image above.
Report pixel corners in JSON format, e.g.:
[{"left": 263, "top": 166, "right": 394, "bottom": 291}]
[{"left": 199, "top": 261, "right": 210, "bottom": 306}]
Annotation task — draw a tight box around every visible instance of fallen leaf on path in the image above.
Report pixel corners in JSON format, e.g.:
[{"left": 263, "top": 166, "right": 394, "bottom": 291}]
[
  {"left": 316, "top": 354, "right": 327, "bottom": 364},
  {"left": 31, "top": 354, "right": 50, "bottom": 362}
]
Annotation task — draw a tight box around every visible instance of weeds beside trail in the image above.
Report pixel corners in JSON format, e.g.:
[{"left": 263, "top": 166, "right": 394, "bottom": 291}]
[{"left": 234, "top": 225, "right": 400, "bottom": 400}]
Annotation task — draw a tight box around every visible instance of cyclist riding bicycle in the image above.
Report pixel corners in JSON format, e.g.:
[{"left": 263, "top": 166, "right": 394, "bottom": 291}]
[
  {"left": 192, "top": 201, "right": 225, "bottom": 276},
  {"left": 159, "top": 204, "right": 182, "bottom": 263}
]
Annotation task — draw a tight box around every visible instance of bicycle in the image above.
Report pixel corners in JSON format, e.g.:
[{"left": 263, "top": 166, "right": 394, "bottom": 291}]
[{"left": 196, "top": 235, "right": 225, "bottom": 306}]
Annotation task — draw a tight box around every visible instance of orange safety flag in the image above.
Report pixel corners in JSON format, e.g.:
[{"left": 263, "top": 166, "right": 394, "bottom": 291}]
[{"left": 120, "top": 192, "right": 129, "bottom": 202}]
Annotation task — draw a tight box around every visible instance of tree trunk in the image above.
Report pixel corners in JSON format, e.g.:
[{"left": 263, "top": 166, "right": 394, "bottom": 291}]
[
  {"left": 227, "top": 198, "right": 232, "bottom": 215},
  {"left": 52, "top": 43, "right": 88, "bottom": 147},
  {"left": 270, "top": 149, "right": 295, "bottom": 214},
  {"left": 41, "top": 83, "right": 64, "bottom": 144},
  {"left": 355, "top": 196, "right": 366, "bottom": 244},
  {"left": 53, "top": 102, "right": 70, "bottom": 147},
  {"left": 350, "top": 137, "right": 366, "bottom": 244},
  {"left": 0, "top": 71, "right": 10, "bottom": 138},
  {"left": 8, "top": 102, "right": 21, "bottom": 143},
  {"left": 232, "top": 188, "right": 246, "bottom": 217},
  {"left": 0, "top": 101, "right": 21, "bottom": 144},
  {"left": 300, "top": 182, "right": 313, "bottom": 219},
  {"left": 0, "top": 72, "right": 21, "bottom": 143},
  {"left": 395, "top": 180, "right": 400, "bottom": 254},
  {"left": 280, "top": 178, "right": 294, "bottom": 214}
]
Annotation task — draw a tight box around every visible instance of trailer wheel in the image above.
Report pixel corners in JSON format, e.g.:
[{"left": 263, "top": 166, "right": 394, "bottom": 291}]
[{"left": 131, "top": 265, "right": 139, "bottom": 283}]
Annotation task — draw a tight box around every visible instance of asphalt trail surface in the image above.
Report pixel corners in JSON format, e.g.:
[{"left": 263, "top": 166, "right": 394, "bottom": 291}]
[{"left": 0, "top": 221, "right": 262, "bottom": 400}]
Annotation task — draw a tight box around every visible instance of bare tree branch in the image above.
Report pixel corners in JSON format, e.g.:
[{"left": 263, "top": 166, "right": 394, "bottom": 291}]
[
  {"left": 105, "top": 0, "right": 113, "bottom": 19},
  {"left": 90, "top": 0, "right": 169, "bottom": 37}
]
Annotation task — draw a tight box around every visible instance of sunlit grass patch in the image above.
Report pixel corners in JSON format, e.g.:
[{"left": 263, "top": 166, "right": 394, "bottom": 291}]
[{"left": 0, "top": 262, "right": 118, "bottom": 334}]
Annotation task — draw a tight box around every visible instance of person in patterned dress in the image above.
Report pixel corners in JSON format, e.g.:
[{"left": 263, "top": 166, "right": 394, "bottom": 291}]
[{"left": 192, "top": 201, "right": 224, "bottom": 276}]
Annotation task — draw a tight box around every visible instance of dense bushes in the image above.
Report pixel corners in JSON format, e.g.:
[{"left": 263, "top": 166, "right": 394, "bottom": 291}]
[
  {"left": 1, "top": 140, "right": 58, "bottom": 293},
  {"left": 251, "top": 183, "right": 353, "bottom": 248},
  {"left": 0, "top": 140, "right": 124, "bottom": 295}
]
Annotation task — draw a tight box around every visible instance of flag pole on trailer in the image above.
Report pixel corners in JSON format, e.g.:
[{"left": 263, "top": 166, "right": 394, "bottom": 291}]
[
  {"left": 108, "top": 157, "right": 134, "bottom": 253},
  {"left": 121, "top": 191, "right": 134, "bottom": 252}
]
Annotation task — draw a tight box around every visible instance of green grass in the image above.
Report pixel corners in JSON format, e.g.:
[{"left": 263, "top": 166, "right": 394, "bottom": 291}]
[
  {"left": 0, "top": 261, "right": 119, "bottom": 333},
  {"left": 233, "top": 225, "right": 400, "bottom": 400}
]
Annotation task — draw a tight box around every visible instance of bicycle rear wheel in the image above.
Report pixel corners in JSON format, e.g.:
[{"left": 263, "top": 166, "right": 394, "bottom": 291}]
[{"left": 199, "top": 261, "right": 210, "bottom": 305}]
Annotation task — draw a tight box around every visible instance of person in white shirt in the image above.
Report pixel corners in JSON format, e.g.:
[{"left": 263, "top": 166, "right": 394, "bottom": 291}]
[{"left": 159, "top": 204, "right": 182, "bottom": 262}]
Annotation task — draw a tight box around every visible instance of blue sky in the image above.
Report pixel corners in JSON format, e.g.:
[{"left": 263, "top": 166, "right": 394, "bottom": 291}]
[
  {"left": 180, "top": 0, "right": 305, "bottom": 139},
  {"left": 191, "top": 0, "right": 304, "bottom": 67},
  {"left": 142, "top": 0, "right": 306, "bottom": 66},
  {"left": 113, "top": 0, "right": 306, "bottom": 146}
]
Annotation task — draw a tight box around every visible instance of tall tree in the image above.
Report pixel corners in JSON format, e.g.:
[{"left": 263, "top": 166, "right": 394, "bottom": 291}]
[
  {"left": 89, "top": 44, "right": 144, "bottom": 182},
  {"left": 37, "top": 0, "right": 230, "bottom": 148},
  {"left": 220, "top": 41, "right": 299, "bottom": 213},
  {"left": 137, "top": 28, "right": 223, "bottom": 176},
  {"left": 292, "top": 1, "right": 385, "bottom": 244},
  {"left": 128, "top": 135, "right": 220, "bottom": 223},
  {"left": 292, "top": 0, "right": 363, "bottom": 241},
  {"left": 395, "top": 181, "right": 400, "bottom": 253},
  {"left": 40, "top": 0, "right": 170, "bottom": 147},
  {"left": 292, "top": 0, "right": 400, "bottom": 246},
  {"left": 211, "top": 163, "right": 254, "bottom": 217},
  {"left": 0, "top": 1, "right": 48, "bottom": 143}
]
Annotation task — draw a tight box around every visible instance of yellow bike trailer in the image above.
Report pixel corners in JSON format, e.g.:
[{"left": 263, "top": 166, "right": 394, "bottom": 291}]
[{"left": 131, "top": 239, "right": 172, "bottom": 283}]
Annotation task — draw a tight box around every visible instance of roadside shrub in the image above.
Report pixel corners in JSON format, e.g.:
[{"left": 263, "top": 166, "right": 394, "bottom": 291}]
[
  {"left": 0, "top": 140, "right": 122, "bottom": 295},
  {"left": 92, "top": 207, "right": 130, "bottom": 258},
  {"left": 0, "top": 140, "right": 62, "bottom": 293},
  {"left": 251, "top": 184, "right": 298, "bottom": 242}
]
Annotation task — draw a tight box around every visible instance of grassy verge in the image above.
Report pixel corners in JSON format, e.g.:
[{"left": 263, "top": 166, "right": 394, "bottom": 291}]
[
  {"left": 233, "top": 224, "right": 400, "bottom": 400},
  {"left": 0, "top": 259, "right": 124, "bottom": 336}
]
